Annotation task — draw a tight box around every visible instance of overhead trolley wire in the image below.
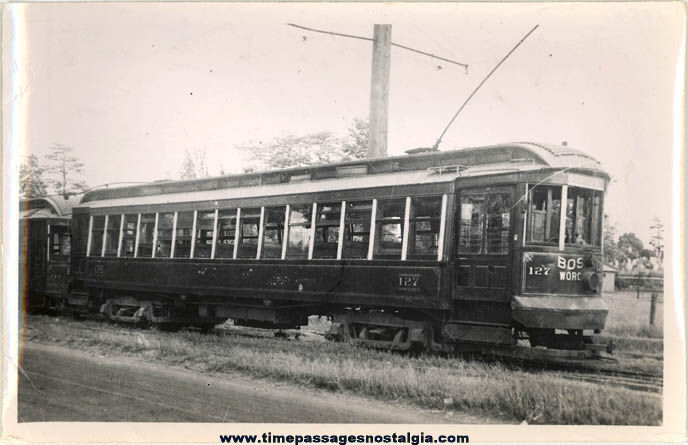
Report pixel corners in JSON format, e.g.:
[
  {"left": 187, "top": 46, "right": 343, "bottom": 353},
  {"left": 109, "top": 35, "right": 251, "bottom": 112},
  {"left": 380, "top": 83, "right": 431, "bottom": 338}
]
[{"left": 286, "top": 23, "right": 469, "bottom": 70}]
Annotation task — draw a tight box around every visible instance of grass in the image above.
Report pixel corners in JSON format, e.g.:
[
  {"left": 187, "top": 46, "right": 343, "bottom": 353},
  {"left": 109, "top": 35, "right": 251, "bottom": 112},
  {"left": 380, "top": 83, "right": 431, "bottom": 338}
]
[
  {"left": 22, "top": 315, "right": 662, "bottom": 425},
  {"left": 603, "top": 290, "right": 663, "bottom": 340}
]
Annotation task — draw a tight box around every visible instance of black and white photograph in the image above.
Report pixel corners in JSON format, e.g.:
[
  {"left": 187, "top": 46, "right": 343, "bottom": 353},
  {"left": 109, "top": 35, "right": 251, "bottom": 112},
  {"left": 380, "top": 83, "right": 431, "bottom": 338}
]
[{"left": 2, "top": 2, "right": 686, "bottom": 442}]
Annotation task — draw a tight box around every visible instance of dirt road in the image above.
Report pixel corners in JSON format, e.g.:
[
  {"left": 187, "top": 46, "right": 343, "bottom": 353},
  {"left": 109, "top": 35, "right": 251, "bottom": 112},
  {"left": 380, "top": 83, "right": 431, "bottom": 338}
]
[{"left": 18, "top": 342, "right": 485, "bottom": 423}]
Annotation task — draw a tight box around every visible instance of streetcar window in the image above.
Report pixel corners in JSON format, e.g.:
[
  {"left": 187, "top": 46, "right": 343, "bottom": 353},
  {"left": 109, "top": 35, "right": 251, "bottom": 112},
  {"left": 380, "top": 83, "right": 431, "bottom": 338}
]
[
  {"left": 373, "top": 198, "right": 405, "bottom": 259},
  {"left": 458, "top": 192, "right": 511, "bottom": 254},
  {"left": 565, "top": 188, "right": 602, "bottom": 246},
  {"left": 195, "top": 210, "right": 216, "bottom": 259},
  {"left": 527, "top": 186, "right": 602, "bottom": 246},
  {"left": 50, "top": 227, "right": 70, "bottom": 260},
  {"left": 286, "top": 204, "right": 312, "bottom": 259},
  {"left": 215, "top": 209, "right": 237, "bottom": 259},
  {"left": 174, "top": 211, "right": 194, "bottom": 258},
  {"left": 342, "top": 200, "right": 372, "bottom": 259},
  {"left": 121, "top": 214, "right": 138, "bottom": 257},
  {"left": 262, "top": 206, "right": 286, "bottom": 259},
  {"left": 137, "top": 213, "right": 156, "bottom": 257},
  {"left": 89, "top": 216, "right": 105, "bottom": 256},
  {"left": 156, "top": 212, "right": 174, "bottom": 258},
  {"left": 237, "top": 207, "right": 261, "bottom": 258},
  {"left": 458, "top": 195, "right": 483, "bottom": 253},
  {"left": 104, "top": 215, "right": 121, "bottom": 257},
  {"left": 407, "top": 196, "right": 442, "bottom": 260},
  {"left": 313, "top": 202, "right": 342, "bottom": 259},
  {"left": 527, "top": 186, "right": 561, "bottom": 244},
  {"left": 485, "top": 194, "right": 511, "bottom": 253}
]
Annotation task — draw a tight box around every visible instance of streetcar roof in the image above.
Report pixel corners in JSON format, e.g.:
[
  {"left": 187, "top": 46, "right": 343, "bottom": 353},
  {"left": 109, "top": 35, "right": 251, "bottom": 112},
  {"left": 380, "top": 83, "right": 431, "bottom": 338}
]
[
  {"left": 20, "top": 195, "right": 81, "bottom": 219},
  {"left": 78, "top": 142, "right": 608, "bottom": 209}
]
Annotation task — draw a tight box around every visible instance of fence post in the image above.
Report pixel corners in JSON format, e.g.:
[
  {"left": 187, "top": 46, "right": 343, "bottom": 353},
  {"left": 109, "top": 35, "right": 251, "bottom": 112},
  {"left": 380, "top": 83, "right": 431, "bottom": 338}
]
[
  {"left": 649, "top": 293, "right": 657, "bottom": 326},
  {"left": 636, "top": 274, "right": 641, "bottom": 299}
]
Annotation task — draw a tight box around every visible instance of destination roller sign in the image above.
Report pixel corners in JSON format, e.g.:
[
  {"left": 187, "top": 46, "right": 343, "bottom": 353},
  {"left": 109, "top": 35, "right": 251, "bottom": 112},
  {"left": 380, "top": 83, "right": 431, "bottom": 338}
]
[{"left": 523, "top": 252, "right": 602, "bottom": 295}]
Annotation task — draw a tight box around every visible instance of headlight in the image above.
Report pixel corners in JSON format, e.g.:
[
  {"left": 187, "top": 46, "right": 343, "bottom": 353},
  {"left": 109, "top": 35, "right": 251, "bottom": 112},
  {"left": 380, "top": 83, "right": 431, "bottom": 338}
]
[{"left": 582, "top": 271, "right": 601, "bottom": 291}]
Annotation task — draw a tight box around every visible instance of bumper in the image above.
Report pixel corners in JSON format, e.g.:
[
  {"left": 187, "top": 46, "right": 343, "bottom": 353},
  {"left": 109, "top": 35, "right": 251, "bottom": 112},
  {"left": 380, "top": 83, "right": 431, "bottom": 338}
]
[{"left": 511, "top": 294, "right": 608, "bottom": 330}]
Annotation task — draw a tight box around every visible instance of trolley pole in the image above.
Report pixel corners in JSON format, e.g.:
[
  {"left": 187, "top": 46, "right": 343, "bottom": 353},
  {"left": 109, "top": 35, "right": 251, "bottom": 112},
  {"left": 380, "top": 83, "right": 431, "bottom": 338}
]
[{"left": 367, "top": 24, "right": 392, "bottom": 159}]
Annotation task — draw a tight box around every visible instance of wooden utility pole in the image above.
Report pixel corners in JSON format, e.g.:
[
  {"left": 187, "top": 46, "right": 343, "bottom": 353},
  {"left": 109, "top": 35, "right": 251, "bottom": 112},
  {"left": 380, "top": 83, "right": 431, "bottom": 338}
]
[{"left": 367, "top": 25, "right": 392, "bottom": 159}]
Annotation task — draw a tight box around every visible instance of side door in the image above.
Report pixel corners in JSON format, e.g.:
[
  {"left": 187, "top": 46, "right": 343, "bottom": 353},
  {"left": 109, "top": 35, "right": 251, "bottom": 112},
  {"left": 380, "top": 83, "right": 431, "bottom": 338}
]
[{"left": 453, "top": 186, "right": 515, "bottom": 327}]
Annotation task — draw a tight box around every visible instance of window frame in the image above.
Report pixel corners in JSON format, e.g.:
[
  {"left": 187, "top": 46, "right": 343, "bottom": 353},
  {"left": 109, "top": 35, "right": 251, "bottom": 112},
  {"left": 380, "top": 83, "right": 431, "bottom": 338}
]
[
  {"left": 525, "top": 184, "right": 603, "bottom": 249},
  {"left": 456, "top": 187, "right": 514, "bottom": 256}
]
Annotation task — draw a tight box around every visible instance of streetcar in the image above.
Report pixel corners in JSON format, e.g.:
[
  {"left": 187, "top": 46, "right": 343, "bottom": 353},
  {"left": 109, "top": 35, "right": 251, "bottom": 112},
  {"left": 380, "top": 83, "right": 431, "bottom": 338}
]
[
  {"left": 19, "top": 195, "right": 79, "bottom": 312},
  {"left": 67, "top": 142, "right": 610, "bottom": 358}
]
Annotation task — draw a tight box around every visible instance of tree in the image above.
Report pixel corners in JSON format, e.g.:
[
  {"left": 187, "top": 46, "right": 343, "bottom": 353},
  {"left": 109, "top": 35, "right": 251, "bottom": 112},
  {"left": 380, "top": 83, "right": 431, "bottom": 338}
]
[
  {"left": 602, "top": 214, "right": 619, "bottom": 266},
  {"left": 341, "top": 118, "right": 369, "bottom": 160},
  {"left": 179, "top": 148, "right": 210, "bottom": 180},
  {"left": 19, "top": 154, "right": 48, "bottom": 198},
  {"left": 649, "top": 217, "right": 664, "bottom": 263},
  {"left": 44, "top": 144, "right": 87, "bottom": 198},
  {"left": 237, "top": 118, "right": 369, "bottom": 171},
  {"left": 616, "top": 232, "right": 645, "bottom": 271}
]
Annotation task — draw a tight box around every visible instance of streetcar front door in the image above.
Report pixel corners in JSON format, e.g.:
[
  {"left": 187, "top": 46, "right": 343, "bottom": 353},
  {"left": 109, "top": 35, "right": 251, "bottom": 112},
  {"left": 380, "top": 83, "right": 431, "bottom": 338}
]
[{"left": 450, "top": 187, "right": 515, "bottom": 342}]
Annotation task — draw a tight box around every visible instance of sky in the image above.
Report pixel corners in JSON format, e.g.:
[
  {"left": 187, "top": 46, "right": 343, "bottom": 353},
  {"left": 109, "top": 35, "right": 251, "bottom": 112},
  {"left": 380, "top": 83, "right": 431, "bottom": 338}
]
[{"left": 4, "top": 2, "right": 685, "bottom": 244}]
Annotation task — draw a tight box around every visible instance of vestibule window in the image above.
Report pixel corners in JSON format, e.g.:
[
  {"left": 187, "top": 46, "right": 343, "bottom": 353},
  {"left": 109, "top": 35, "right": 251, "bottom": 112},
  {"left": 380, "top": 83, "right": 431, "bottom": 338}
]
[
  {"left": 49, "top": 227, "right": 71, "bottom": 261},
  {"left": 458, "top": 191, "right": 511, "bottom": 254},
  {"left": 565, "top": 188, "right": 602, "bottom": 246},
  {"left": 527, "top": 185, "right": 602, "bottom": 246},
  {"left": 527, "top": 186, "right": 561, "bottom": 243}
]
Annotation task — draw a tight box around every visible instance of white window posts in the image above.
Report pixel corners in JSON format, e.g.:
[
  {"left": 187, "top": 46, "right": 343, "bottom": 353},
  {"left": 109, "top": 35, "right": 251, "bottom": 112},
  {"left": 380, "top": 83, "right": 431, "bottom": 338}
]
[
  {"left": 210, "top": 208, "right": 219, "bottom": 259},
  {"left": 189, "top": 210, "right": 198, "bottom": 259},
  {"left": 558, "top": 185, "right": 568, "bottom": 251},
  {"left": 101, "top": 215, "right": 108, "bottom": 257},
  {"left": 256, "top": 207, "right": 265, "bottom": 260},
  {"left": 232, "top": 208, "right": 241, "bottom": 259},
  {"left": 336, "top": 201, "right": 346, "bottom": 260},
  {"left": 281, "top": 205, "right": 290, "bottom": 260},
  {"left": 151, "top": 213, "right": 159, "bottom": 258},
  {"left": 134, "top": 214, "right": 142, "bottom": 258},
  {"left": 116, "top": 214, "right": 125, "bottom": 257},
  {"left": 401, "top": 197, "right": 412, "bottom": 261},
  {"left": 307, "top": 203, "right": 317, "bottom": 260},
  {"left": 367, "top": 199, "right": 378, "bottom": 260},
  {"left": 86, "top": 216, "right": 94, "bottom": 257},
  {"left": 437, "top": 194, "right": 448, "bottom": 261}
]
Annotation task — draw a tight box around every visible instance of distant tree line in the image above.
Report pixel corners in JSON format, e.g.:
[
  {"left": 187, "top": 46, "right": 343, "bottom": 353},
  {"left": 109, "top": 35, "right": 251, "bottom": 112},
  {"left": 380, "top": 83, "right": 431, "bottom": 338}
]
[
  {"left": 604, "top": 215, "right": 664, "bottom": 273},
  {"left": 20, "top": 144, "right": 88, "bottom": 199},
  {"left": 177, "top": 118, "right": 369, "bottom": 179}
]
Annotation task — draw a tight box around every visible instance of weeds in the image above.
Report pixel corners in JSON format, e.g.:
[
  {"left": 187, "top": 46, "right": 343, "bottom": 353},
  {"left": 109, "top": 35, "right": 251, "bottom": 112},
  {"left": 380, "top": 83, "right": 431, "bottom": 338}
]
[{"left": 22, "top": 316, "right": 661, "bottom": 425}]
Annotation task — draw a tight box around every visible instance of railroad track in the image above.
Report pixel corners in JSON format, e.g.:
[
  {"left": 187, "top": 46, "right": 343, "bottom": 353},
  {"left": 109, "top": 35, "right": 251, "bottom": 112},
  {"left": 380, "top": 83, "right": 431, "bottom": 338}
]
[{"left": 554, "top": 369, "right": 663, "bottom": 394}]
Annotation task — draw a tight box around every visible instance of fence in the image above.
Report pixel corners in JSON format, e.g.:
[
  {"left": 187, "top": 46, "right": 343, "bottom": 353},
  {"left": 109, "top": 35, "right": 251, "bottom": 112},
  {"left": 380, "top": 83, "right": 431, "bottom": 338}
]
[{"left": 612, "top": 272, "right": 663, "bottom": 327}]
